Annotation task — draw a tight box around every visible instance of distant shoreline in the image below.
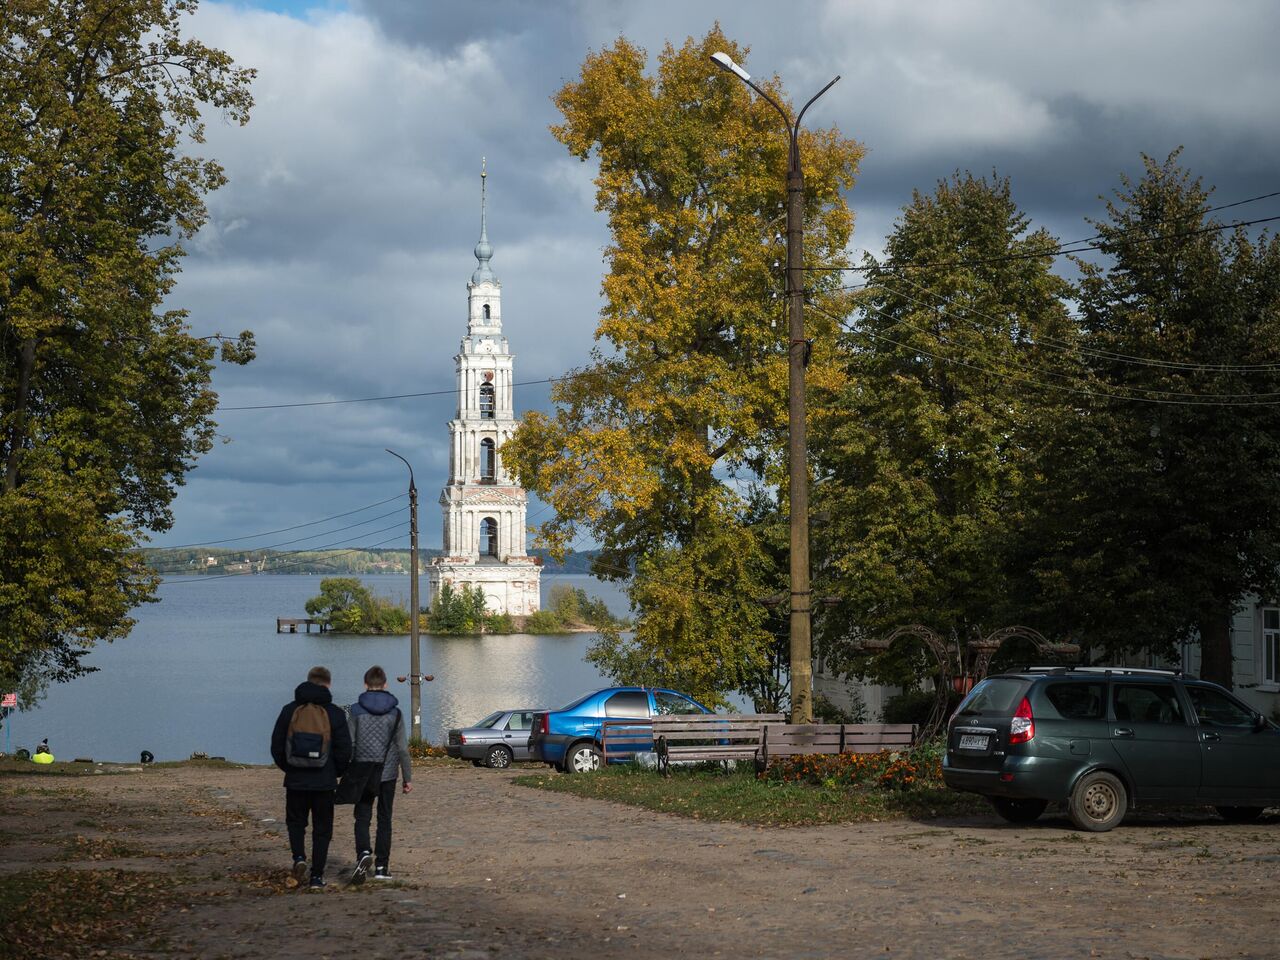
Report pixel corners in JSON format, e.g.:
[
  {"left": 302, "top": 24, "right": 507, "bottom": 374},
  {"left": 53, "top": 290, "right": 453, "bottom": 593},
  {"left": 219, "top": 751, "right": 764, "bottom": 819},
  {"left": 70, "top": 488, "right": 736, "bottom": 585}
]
[{"left": 139, "top": 547, "right": 623, "bottom": 578}]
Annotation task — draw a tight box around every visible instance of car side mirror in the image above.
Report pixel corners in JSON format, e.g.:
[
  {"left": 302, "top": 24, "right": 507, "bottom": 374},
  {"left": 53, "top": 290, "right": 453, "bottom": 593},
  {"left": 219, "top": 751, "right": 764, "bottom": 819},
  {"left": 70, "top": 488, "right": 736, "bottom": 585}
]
[{"left": 1254, "top": 713, "right": 1268, "bottom": 732}]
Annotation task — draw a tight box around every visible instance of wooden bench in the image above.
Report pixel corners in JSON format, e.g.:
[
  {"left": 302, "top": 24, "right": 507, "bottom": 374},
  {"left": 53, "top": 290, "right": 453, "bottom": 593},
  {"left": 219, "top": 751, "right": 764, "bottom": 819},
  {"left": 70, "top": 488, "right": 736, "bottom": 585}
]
[
  {"left": 599, "top": 719, "right": 657, "bottom": 764},
  {"left": 652, "top": 714, "right": 786, "bottom": 774},
  {"left": 757, "top": 723, "right": 916, "bottom": 769}
]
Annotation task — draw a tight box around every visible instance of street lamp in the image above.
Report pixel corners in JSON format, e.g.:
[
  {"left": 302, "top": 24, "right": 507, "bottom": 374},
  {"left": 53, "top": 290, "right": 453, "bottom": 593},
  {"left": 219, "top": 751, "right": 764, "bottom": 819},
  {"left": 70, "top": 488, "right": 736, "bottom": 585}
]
[
  {"left": 711, "top": 51, "right": 840, "bottom": 723},
  {"left": 386, "top": 448, "right": 422, "bottom": 740}
]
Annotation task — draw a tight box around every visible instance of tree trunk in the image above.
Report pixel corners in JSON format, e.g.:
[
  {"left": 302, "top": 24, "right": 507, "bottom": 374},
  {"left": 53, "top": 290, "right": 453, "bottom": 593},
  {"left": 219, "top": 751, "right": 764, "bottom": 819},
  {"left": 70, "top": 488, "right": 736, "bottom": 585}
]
[{"left": 1198, "top": 608, "right": 1234, "bottom": 689}]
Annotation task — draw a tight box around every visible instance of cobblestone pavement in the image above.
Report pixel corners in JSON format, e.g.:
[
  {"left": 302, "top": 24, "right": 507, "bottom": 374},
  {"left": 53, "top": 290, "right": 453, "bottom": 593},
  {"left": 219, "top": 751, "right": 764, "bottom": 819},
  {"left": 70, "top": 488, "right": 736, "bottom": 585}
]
[{"left": 5, "top": 762, "right": 1279, "bottom": 959}]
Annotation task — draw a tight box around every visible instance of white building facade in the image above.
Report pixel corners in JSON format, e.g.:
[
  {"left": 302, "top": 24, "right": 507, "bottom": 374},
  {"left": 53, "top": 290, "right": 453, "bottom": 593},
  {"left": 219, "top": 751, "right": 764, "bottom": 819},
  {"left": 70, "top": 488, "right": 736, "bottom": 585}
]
[{"left": 426, "top": 165, "right": 540, "bottom": 616}]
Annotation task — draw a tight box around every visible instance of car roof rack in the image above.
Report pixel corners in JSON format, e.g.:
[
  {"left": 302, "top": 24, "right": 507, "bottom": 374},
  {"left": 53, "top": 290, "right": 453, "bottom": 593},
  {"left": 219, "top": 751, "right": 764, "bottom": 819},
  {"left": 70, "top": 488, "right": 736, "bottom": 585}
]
[{"left": 1019, "top": 665, "right": 1183, "bottom": 678}]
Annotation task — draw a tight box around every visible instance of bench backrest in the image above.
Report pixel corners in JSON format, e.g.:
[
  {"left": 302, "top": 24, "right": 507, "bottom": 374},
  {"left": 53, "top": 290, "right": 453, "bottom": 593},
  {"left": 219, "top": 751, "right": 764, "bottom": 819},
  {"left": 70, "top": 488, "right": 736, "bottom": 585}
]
[
  {"left": 600, "top": 714, "right": 787, "bottom": 762},
  {"left": 761, "top": 722, "right": 916, "bottom": 759}
]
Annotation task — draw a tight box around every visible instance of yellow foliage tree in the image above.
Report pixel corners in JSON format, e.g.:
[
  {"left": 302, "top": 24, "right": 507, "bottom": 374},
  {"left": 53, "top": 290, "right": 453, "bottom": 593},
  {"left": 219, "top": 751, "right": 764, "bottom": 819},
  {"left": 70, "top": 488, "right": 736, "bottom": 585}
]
[{"left": 503, "top": 27, "right": 861, "bottom": 705}]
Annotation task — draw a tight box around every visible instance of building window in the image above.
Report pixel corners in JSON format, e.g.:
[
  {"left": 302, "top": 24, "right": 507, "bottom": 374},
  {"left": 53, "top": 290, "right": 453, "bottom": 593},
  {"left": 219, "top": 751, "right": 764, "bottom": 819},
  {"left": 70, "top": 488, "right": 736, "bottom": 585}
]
[
  {"left": 483, "top": 303, "right": 491, "bottom": 320},
  {"left": 479, "top": 382, "right": 495, "bottom": 419},
  {"left": 480, "top": 438, "right": 496, "bottom": 480},
  {"left": 480, "top": 517, "right": 498, "bottom": 557},
  {"left": 1263, "top": 607, "right": 1280, "bottom": 684}
]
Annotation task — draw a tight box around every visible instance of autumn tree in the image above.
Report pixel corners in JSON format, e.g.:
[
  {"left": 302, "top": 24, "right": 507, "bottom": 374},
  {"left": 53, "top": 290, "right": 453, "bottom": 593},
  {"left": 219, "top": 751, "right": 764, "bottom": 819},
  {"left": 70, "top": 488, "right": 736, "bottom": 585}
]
[
  {"left": 503, "top": 28, "right": 861, "bottom": 706},
  {"left": 0, "top": 0, "right": 254, "bottom": 699},
  {"left": 813, "top": 173, "right": 1075, "bottom": 684},
  {"left": 1024, "top": 153, "right": 1280, "bottom": 686}
]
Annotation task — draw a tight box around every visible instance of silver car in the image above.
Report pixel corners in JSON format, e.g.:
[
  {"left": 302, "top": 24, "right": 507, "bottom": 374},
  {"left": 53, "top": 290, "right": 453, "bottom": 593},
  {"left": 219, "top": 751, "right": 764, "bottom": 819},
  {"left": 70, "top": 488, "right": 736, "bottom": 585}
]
[{"left": 445, "top": 708, "right": 540, "bottom": 769}]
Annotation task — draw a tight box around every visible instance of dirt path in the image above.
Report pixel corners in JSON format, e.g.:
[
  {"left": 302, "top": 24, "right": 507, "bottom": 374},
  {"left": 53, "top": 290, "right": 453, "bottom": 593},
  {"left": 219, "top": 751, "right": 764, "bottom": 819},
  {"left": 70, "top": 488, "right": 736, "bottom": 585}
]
[{"left": 4, "top": 762, "right": 1280, "bottom": 959}]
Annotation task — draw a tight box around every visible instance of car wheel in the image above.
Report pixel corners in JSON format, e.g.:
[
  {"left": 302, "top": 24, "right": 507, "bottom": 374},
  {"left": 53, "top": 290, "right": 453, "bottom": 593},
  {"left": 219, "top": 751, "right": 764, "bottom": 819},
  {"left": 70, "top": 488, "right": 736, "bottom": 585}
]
[
  {"left": 485, "top": 745, "right": 513, "bottom": 770},
  {"left": 1216, "top": 805, "right": 1265, "bottom": 823},
  {"left": 990, "top": 797, "right": 1048, "bottom": 824},
  {"left": 564, "top": 742, "right": 602, "bottom": 774},
  {"left": 1068, "top": 770, "right": 1127, "bottom": 832}
]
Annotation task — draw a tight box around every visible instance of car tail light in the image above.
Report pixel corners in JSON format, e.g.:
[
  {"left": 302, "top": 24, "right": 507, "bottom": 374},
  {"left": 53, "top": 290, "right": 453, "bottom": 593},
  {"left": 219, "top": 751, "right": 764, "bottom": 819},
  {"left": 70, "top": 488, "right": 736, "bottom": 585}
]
[
  {"left": 538, "top": 713, "right": 549, "bottom": 735},
  {"left": 1009, "top": 696, "right": 1034, "bottom": 744},
  {"left": 459, "top": 734, "right": 466, "bottom": 744}
]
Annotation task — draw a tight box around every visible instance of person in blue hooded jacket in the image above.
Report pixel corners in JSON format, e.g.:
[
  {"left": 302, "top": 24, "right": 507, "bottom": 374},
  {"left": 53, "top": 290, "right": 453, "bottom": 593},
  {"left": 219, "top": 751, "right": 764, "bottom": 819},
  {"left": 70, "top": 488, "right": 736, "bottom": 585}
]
[{"left": 345, "top": 664, "right": 413, "bottom": 883}]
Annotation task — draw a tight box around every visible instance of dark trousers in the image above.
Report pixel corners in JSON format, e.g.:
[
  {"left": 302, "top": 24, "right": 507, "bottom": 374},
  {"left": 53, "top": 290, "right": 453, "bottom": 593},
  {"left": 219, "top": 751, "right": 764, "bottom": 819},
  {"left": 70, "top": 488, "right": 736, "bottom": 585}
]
[
  {"left": 354, "top": 778, "right": 397, "bottom": 867},
  {"left": 285, "top": 788, "right": 334, "bottom": 877}
]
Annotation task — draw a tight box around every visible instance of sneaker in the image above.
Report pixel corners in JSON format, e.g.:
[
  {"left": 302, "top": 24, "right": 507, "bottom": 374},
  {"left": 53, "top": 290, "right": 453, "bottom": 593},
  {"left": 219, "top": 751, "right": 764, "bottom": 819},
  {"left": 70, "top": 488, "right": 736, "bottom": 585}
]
[
  {"left": 308, "top": 875, "right": 326, "bottom": 890},
  {"left": 351, "top": 851, "right": 373, "bottom": 886},
  {"left": 373, "top": 866, "right": 393, "bottom": 881},
  {"left": 291, "top": 858, "right": 309, "bottom": 884}
]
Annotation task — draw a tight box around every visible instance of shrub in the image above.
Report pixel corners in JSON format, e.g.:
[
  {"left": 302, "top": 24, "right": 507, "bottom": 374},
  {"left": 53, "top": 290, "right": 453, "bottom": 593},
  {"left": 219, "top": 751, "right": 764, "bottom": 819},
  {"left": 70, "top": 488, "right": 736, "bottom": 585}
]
[
  {"left": 523, "top": 609, "right": 566, "bottom": 634},
  {"left": 762, "top": 743, "right": 943, "bottom": 792},
  {"left": 882, "top": 687, "right": 959, "bottom": 726},
  {"left": 304, "top": 577, "right": 409, "bottom": 634}
]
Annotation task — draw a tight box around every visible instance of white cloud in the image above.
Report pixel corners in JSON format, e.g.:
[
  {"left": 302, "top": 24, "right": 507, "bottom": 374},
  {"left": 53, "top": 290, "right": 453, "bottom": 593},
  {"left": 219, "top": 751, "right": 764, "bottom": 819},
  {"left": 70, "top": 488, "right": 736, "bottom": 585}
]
[{"left": 152, "top": 0, "right": 1280, "bottom": 547}]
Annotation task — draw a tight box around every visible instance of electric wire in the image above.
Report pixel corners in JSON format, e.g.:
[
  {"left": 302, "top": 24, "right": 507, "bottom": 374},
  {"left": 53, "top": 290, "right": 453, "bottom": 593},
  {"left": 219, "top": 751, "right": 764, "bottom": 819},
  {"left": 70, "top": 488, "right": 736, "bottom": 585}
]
[
  {"left": 160, "top": 535, "right": 407, "bottom": 584},
  {"left": 809, "top": 300, "right": 1280, "bottom": 407},
  {"left": 827, "top": 212, "right": 1280, "bottom": 274},
  {"left": 217, "top": 377, "right": 567, "bottom": 412},
  {"left": 864, "top": 276, "right": 1280, "bottom": 386},
  {"left": 153, "top": 493, "right": 407, "bottom": 549},
  {"left": 144, "top": 506, "right": 409, "bottom": 575}
]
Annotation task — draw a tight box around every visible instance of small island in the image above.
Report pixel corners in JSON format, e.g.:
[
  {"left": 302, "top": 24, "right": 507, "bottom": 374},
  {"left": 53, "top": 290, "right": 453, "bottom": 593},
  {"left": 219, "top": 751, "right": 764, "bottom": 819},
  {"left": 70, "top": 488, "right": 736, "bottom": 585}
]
[{"left": 300, "top": 577, "right": 626, "bottom": 636}]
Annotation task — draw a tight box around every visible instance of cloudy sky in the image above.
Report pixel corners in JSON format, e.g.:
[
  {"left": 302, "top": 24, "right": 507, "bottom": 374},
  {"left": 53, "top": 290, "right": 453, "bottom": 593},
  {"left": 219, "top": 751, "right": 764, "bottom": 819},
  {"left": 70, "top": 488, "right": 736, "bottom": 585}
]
[{"left": 156, "top": 0, "right": 1280, "bottom": 553}]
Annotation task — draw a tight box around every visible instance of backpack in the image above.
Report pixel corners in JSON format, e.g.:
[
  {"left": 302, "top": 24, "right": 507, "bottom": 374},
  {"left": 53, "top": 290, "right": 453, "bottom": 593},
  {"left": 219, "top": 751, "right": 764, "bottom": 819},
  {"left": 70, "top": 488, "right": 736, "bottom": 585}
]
[{"left": 286, "top": 702, "right": 332, "bottom": 768}]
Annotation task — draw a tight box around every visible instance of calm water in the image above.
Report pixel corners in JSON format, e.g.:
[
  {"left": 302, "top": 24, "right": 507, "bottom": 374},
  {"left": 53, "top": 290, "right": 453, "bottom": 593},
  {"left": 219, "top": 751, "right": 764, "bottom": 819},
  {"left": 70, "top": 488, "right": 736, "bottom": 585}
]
[{"left": 11, "top": 575, "right": 628, "bottom": 764}]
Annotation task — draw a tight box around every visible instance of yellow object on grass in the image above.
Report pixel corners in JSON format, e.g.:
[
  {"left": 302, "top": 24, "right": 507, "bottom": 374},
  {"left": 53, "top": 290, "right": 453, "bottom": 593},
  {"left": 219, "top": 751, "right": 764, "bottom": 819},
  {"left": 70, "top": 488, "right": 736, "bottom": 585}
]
[{"left": 32, "top": 752, "right": 54, "bottom": 764}]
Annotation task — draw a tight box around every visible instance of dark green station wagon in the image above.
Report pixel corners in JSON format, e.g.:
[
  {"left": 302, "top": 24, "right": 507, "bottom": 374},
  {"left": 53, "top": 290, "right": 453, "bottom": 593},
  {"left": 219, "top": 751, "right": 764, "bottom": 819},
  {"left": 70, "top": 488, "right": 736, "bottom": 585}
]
[{"left": 942, "top": 667, "right": 1280, "bottom": 831}]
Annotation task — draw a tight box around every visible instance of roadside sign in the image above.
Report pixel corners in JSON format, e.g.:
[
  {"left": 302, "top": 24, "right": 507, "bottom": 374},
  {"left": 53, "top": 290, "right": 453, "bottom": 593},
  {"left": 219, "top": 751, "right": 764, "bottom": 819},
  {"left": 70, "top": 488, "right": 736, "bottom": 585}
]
[{"left": 0, "top": 693, "right": 14, "bottom": 708}]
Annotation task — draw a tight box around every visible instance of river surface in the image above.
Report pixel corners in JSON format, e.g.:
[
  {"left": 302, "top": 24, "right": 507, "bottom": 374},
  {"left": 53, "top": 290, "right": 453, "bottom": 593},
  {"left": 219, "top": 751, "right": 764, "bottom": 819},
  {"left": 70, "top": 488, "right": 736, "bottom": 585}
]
[{"left": 11, "top": 575, "right": 629, "bottom": 764}]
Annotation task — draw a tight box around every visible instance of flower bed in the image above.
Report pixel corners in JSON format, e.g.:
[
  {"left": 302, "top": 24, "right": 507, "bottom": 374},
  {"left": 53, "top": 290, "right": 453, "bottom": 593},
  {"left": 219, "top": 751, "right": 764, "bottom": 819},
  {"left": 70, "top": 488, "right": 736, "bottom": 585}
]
[{"left": 761, "top": 741, "right": 945, "bottom": 791}]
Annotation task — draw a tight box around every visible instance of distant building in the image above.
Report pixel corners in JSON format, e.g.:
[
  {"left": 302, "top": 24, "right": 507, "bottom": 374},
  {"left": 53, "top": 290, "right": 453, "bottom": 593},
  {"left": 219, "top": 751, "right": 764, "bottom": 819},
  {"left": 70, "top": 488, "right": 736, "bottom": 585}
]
[{"left": 426, "top": 162, "right": 540, "bottom": 616}]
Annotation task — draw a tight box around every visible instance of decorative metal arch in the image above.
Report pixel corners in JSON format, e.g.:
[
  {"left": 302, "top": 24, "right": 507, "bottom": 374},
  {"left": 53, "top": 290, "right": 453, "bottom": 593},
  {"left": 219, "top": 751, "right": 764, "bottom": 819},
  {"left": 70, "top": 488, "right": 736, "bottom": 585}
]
[
  {"left": 873, "top": 624, "right": 958, "bottom": 740},
  {"left": 968, "top": 626, "right": 1079, "bottom": 681},
  {"left": 847, "top": 624, "right": 1081, "bottom": 741}
]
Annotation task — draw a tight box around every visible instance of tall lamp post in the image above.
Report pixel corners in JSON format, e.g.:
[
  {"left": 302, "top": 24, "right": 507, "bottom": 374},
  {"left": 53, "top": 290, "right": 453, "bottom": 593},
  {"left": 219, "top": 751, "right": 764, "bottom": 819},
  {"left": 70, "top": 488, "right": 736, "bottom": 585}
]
[
  {"left": 711, "top": 51, "right": 839, "bottom": 723},
  {"left": 386, "top": 448, "right": 422, "bottom": 740}
]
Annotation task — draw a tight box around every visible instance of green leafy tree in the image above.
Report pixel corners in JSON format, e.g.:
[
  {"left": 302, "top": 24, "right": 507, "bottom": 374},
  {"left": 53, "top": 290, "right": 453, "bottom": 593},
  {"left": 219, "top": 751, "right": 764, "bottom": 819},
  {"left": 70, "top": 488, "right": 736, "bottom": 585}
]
[
  {"left": 0, "top": 0, "right": 254, "bottom": 700},
  {"left": 427, "top": 583, "right": 487, "bottom": 634},
  {"left": 1025, "top": 152, "right": 1280, "bottom": 686},
  {"left": 813, "top": 172, "right": 1074, "bottom": 684},
  {"left": 305, "top": 578, "right": 368, "bottom": 633},
  {"left": 504, "top": 27, "right": 861, "bottom": 704}
]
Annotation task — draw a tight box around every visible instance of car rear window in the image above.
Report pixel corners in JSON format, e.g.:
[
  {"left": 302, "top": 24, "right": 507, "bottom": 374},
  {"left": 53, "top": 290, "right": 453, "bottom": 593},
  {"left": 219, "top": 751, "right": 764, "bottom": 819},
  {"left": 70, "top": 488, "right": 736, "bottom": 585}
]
[
  {"left": 1041, "top": 682, "right": 1105, "bottom": 720},
  {"left": 956, "top": 678, "right": 1026, "bottom": 716},
  {"left": 557, "top": 692, "right": 595, "bottom": 712},
  {"left": 475, "top": 711, "right": 503, "bottom": 729}
]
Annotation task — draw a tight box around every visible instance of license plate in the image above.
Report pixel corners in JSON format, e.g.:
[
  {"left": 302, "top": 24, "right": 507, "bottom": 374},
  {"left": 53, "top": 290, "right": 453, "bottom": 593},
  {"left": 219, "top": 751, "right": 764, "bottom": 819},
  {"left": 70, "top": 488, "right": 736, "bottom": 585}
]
[{"left": 958, "top": 734, "right": 989, "bottom": 750}]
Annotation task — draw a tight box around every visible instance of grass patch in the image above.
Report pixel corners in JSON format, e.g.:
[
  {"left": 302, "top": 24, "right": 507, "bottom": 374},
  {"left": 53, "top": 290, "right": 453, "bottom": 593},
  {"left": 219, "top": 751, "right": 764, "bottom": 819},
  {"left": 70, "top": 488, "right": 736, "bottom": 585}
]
[
  {"left": 0, "top": 759, "right": 117, "bottom": 777},
  {"left": 514, "top": 763, "right": 989, "bottom": 826},
  {"left": 0, "top": 869, "right": 182, "bottom": 959},
  {"left": 148, "top": 758, "right": 252, "bottom": 770}
]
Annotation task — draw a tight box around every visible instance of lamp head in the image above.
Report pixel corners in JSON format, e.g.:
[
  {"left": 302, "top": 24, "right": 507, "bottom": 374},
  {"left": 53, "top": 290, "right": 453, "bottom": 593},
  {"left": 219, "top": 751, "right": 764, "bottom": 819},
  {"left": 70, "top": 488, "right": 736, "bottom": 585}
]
[{"left": 710, "top": 52, "right": 750, "bottom": 83}]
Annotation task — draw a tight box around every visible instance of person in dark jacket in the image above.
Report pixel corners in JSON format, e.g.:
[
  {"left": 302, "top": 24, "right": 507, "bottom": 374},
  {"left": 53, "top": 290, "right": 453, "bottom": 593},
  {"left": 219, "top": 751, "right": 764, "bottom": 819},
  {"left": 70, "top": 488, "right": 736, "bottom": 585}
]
[
  {"left": 346, "top": 664, "right": 413, "bottom": 883},
  {"left": 270, "top": 665, "right": 352, "bottom": 889}
]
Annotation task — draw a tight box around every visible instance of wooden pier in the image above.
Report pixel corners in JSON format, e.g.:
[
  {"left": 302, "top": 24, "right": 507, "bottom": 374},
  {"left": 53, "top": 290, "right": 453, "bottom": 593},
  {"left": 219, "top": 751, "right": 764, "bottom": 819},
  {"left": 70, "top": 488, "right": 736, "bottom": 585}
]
[{"left": 276, "top": 618, "right": 328, "bottom": 634}]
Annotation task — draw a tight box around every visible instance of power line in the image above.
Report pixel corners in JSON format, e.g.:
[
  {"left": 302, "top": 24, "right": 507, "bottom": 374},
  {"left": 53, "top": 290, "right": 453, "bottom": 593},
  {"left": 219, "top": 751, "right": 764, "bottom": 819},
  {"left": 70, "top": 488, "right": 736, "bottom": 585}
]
[
  {"left": 829, "top": 212, "right": 1280, "bottom": 275},
  {"left": 217, "top": 377, "right": 566, "bottom": 412},
  {"left": 870, "top": 275, "right": 1280, "bottom": 376},
  {"left": 811, "top": 301, "right": 1280, "bottom": 407},
  {"left": 160, "top": 535, "right": 407, "bottom": 584},
  {"left": 145, "top": 506, "right": 408, "bottom": 574},
  {"left": 152, "top": 493, "right": 407, "bottom": 549}
]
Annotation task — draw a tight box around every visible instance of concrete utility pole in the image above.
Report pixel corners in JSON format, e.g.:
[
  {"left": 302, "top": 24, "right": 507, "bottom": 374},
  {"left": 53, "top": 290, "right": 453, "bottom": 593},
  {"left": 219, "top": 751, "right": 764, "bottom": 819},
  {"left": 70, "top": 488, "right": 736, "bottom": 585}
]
[
  {"left": 711, "top": 51, "right": 839, "bottom": 723},
  {"left": 386, "top": 448, "right": 422, "bottom": 740}
]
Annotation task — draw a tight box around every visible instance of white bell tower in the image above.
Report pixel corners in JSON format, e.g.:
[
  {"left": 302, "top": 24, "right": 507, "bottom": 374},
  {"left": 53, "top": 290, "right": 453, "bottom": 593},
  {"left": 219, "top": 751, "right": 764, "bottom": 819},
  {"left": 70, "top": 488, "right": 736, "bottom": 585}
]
[{"left": 427, "top": 160, "right": 540, "bottom": 617}]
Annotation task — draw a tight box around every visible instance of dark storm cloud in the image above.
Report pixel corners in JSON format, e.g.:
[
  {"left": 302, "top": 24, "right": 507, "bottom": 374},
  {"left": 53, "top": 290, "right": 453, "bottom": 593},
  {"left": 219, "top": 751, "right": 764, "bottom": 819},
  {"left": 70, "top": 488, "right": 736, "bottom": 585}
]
[{"left": 154, "top": 0, "right": 1280, "bottom": 549}]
